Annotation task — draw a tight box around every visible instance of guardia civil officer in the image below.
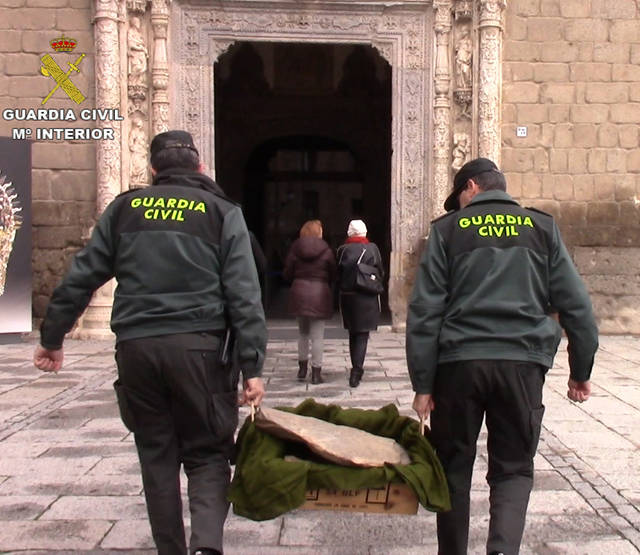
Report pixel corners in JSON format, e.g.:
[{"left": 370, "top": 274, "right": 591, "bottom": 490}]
[
  {"left": 406, "top": 158, "right": 598, "bottom": 555},
  {"left": 33, "top": 130, "right": 267, "bottom": 555}
]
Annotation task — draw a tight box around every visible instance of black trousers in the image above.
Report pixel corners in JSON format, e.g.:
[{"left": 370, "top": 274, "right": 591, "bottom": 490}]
[
  {"left": 114, "top": 332, "right": 239, "bottom": 555},
  {"left": 430, "top": 360, "right": 546, "bottom": 555},
  {"left": 348, "top": 331, "right": 370, "bottom": 370}
]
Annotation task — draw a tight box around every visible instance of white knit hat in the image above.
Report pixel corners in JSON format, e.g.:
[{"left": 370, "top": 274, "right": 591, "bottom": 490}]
[{"left": 347, "top": 219, "right": 367, "bottom": 237}]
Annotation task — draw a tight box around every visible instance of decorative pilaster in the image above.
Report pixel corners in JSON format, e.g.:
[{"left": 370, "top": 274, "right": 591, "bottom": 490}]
[
  {"left": 477, "top": 0, "right": 506, "bottom": 163},
  {"left": 74, "top": 0, "right": 125, "bottom": 339},
  {"left": 127, "top": 6, "right": 150, "bottom": 189},
  {"left": 432, "top": 0, "right": 453, "bottom": 220},
  {"left": 151, "top": 0, "right": 170, "bottom": 135},
  {"left": 94, "top": 0, "right": 123, "bottom": 212}
]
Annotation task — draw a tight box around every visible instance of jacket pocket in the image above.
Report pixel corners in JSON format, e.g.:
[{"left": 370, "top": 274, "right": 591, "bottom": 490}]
[{"left": 113, "top": 379, "right": 136, "bottom": 433}]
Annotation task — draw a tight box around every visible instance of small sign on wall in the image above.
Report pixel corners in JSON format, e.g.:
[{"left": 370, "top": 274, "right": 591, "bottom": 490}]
[{"left": 0, "top": 137, "right": 32, "bottom": 334}]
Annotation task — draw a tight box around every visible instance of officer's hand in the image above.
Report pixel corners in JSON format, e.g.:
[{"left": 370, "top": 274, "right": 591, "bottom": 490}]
[
  {"left": 240, "top": 377, "right": 265, "bottom": 407},
  {"left": 567, "top": 378, "right": 591, "bottom": 403},
  {"left": 34, "top": 345, "right": 64, "bottom": 373},
  {"left": 412, "top": 393, "right": 435, "bottom": 420}
]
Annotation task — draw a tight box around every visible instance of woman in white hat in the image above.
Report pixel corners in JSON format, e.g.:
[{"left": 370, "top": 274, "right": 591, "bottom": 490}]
[{"left": 336, "top": 219, "right": 384, "bottom": 387}]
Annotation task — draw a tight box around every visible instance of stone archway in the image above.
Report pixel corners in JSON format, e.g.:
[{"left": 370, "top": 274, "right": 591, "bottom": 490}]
[{"left": 82, "top": 0, "right": 506, "bottom": 336}]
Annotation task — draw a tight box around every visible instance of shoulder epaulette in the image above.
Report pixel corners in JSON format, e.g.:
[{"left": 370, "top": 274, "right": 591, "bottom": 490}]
[
  {"left": 525, "top": 206, "right": 553, "bottom": 218},
  {"left": 431, "top": 211, "right": 456, "bottom": 224}
]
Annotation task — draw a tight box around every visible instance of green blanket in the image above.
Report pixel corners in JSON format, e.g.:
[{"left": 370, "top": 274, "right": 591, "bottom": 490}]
[{"left": 229, "top": 399, "right": 451, "bottom": 521}]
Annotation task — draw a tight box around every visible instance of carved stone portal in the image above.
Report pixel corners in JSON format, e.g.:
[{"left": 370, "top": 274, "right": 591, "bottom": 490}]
[{"left": 83, "top": 0, "right": 506, "bottom": 336}]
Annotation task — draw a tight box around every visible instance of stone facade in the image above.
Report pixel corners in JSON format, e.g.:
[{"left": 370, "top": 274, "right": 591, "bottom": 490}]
[
  {"left": 502, "top": 0, "right": 640, "bottom": 333},
  {"left": 0, "top": 0, "right": 638, "bottom": 334}
]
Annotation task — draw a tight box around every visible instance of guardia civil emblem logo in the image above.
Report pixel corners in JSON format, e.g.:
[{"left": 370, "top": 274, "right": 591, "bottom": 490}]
[{"left": 40, "top": 35, "right": 86, "bottom": 105}]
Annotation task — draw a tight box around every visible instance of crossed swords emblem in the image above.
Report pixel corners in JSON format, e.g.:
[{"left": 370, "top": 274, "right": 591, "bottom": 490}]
[{"left": 40, "top": 53, "right": 86, "bottom": 105}]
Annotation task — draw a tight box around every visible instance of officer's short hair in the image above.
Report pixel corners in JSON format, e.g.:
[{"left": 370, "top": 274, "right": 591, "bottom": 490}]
[{"left": 473, "top": 169, "right": 506, "bottom": 192}]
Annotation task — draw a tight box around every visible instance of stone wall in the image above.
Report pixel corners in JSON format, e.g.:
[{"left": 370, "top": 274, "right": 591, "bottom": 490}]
[
  {"left": 502, "top": 0, "right": 640, "bottom": 333},
  {"left": 0, "top": 0, "right": 96, "bottom": 321}
]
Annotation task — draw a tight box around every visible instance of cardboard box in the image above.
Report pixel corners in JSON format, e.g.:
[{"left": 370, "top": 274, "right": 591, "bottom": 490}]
[{"left": 299, "top": 482, "right": 418, "bottom": 514}]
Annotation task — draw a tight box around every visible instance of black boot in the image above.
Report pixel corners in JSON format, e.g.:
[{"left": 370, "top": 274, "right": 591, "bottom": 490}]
[
  {"left": 311, "top": 366, "right": 324, "bottom": 384},
  {"left": 297, "top": 360, "right": 308, "bottom": 381},
  {"left": 349, "top": 367, "right": 363, "bottom": 388}
]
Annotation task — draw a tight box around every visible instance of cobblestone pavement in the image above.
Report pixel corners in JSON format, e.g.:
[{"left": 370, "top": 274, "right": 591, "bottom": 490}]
[{"left": 0, "top": 328, "right": 639, "bottom": 554}]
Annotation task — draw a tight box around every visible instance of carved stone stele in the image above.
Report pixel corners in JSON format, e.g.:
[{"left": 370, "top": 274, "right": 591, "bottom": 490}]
[{"left": 256, "top": 406, "right": 411, "bottom": 468}]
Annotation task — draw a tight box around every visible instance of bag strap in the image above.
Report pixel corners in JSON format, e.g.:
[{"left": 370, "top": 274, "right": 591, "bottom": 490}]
[{"left": 357, "top": 248, "right": 367, "bottom": 264}]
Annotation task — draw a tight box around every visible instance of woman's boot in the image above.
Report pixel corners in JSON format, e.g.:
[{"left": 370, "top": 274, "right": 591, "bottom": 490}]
[
  {"left": 297, "top": 360, "right": 308, "bottom": 381},
  {"left": 349, "top": 367, "right": 363, "bottom": 388},
  {"left": 311, "top": 366, "right": 324, "bottom": 384}
]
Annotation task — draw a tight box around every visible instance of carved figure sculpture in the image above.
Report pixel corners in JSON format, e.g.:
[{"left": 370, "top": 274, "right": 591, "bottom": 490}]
[
  {"left": 128, "top": 16, "right": 148, "bottom": 88},
  {"left": 129, "top": 116, "right": 148, "bottom": 185},
  {"left": 455, "top": 29, "right": 472, "bottom": 90},
  {"left": 452, "top": 132, "right": 470, "bottom": 171}
]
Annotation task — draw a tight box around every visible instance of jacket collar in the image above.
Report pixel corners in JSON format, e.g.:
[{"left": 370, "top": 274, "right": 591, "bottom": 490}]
[
  {"left": 152, "top": 167, "right": 226, "bottom": 197},
  {"left": 467, "top": 189, "right": 520, "bottom": 208}
]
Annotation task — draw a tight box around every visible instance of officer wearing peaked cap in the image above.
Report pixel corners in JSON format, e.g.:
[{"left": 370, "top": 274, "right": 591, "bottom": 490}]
[
  {"left": 34, "top": 130, "right": 267, "bottom": 555},
  {"left": 406, "top": 157, "right": 598, "bottom": 555}
]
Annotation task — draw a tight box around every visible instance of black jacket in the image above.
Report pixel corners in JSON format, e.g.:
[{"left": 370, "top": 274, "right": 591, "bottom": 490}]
[
  {"left": 337, "top": 240, "right": 384, "bottom": 331},
  {"left": 40, "top": 168, "right": 267, "bottom": 378}
]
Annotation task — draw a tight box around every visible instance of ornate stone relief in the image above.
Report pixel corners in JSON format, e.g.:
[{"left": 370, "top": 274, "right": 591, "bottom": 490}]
[
  {"left": 452, "top": 131, "right": 471, "bottom": 171},
  {"left": 127, "top": 13, "right": 149, "bottom": 187},
  {"left": 172, "top": 2, "right": 432, "bottom": 326},
  {"left": 433, "top": 0, "right": 453, "bottom": 219},
  {"left": 151, "top": 0, "right": 170, "bottom": 135},
  {"left": 93, "top": 0, "right": 123, "bottom": 211},
  {"left": 478, "top": 0, "right": 506, "bottom": 163}
]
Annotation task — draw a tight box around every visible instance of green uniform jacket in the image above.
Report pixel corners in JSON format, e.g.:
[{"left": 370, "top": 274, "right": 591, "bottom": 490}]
[
  {"left": 40, "top": 168, "right": 266, "bottom": 378},
  {"left": 406, "top": 190, "right": 598, "bottom": 394}
]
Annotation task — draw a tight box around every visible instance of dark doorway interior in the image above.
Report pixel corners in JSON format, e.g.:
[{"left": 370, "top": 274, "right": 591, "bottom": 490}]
[{"left": 214, "top": 42, "right": 392, "bottom": 318}]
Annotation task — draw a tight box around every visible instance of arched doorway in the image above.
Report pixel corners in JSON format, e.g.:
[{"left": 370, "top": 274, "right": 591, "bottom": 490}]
[{"left": 213, "top": 42, "right": 392, "bottom": 317}]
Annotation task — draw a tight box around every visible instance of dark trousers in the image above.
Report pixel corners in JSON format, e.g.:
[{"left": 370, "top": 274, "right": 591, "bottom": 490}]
[
  {"left": 430, "top": 360, "right": 546, "bottom": 555},
  {"left": 348, "top": 331, "right": 370, "bottom": 369},
  {"left": 114, "top": 332, "right": 239, "bottom": 555}
]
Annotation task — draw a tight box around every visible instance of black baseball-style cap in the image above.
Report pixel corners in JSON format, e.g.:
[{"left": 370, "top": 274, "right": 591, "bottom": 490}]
[
  {"left": 150, "top": 130, "right": 199, "bottom": 157},
  {"left": 444, "top": 157, "right": 499, "bottom": 212}
]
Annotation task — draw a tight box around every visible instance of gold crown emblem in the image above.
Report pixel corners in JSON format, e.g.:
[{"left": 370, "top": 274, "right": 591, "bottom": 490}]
[{"left": 50, "top": 35, "right": 77, "bottom": 53}]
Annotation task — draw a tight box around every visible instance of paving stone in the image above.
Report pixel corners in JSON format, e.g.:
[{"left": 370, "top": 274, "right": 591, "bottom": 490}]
[
  {"left": 40, "top": 495, "right": 148, "bottom": 520},
  {"left": 541, "top": 538, "right": 640, "bottom": 554},
  {"left": 0, "top": 520, "right": 113, "bottom": 551},
  {"left": 0, "top": 333, "right": 639, "bottom": 552},
  {"left": 99, "top": 519, "right": 154, "bottom": 549},
  {"left": 0, "top": 495, "right": 57, "bottom": 519}
]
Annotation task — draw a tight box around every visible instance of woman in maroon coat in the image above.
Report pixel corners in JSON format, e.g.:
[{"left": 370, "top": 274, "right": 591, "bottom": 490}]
[{"left": 283, "top": 220, "right": 336, "bottom": 384}]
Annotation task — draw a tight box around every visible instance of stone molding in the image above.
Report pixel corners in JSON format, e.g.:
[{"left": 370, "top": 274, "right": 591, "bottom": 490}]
[{"left": 82, "top": 0, "right": 506, "bottom": 334}]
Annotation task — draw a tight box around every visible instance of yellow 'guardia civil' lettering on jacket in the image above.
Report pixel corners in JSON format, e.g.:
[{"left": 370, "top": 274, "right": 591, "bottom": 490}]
[
  {"left": 458, "top": 213, "right": 534, "bottom": 238},
  {"left": 130, "top": 196, "right": 207, "bottom": 221}
]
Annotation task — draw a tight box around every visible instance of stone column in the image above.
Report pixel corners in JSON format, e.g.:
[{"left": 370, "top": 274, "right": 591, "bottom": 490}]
[
  {"left": 151, "top": 0, "right": 170, "bottom": 134},
  {"left": 433, "top": 0, "right": 453, "bottom": 219},
  {"left": 477, "top": 0, "right": 506, "bottom": 163},
  {"left": 72, "top": 0, "right": 124, "bottom": 339}
]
